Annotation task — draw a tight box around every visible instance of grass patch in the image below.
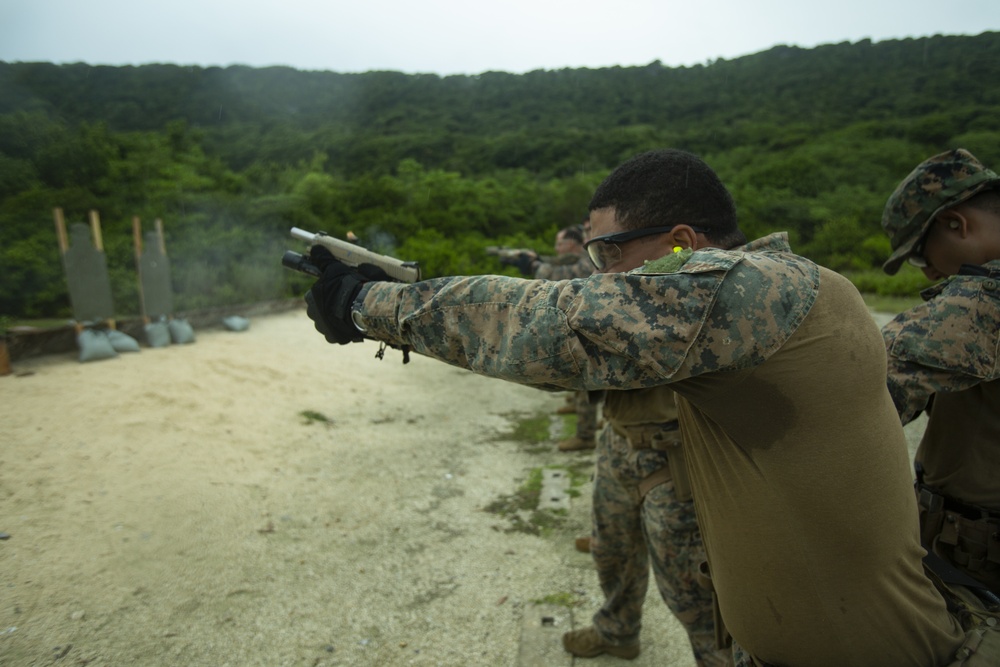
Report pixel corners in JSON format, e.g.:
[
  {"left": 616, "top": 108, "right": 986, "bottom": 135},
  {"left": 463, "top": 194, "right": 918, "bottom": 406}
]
[
  {"left": 559, "top": 412, "right": 576, "bottom": 437},
  {"left": 299, "top": 410, "right": 334, "bottom": 425},
  {"left": 484, "top": 466, "right": 574, "bottom": 536},
  {"left": 531, "top": 591, "right": 582, "bottom": 608},
  {"left": 554, "top": 462, "right": 591, "bottom": 493},
  {"left": 491, "top": 411, "right": 553, "bottom": 447},
  {"left": 490, "top": 407, "right": 598, "bottom": 455}
]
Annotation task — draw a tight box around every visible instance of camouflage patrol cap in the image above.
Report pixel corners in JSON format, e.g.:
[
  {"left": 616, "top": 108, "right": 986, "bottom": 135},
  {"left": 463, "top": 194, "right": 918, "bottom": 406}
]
[{"left": 882, "top": 148, "right": 1000, "bottom": 275}]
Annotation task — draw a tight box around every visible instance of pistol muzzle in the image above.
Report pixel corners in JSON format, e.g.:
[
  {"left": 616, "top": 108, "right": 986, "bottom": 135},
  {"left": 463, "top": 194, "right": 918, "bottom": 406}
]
[{"left": 282, "top": 250, "right": 322, "bottom": 277}]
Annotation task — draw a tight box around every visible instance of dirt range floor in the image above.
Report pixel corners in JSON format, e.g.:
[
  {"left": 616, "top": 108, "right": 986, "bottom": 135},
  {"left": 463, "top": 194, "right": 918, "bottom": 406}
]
[{"left": 0, "top": 308, "right": 924, "bottom": 667}]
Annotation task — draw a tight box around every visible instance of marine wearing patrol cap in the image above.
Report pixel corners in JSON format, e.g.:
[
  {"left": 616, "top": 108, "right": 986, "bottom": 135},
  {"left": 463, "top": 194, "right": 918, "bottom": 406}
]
[{"left": 881, "top": 148, "right": 1000, "bottom": 275}]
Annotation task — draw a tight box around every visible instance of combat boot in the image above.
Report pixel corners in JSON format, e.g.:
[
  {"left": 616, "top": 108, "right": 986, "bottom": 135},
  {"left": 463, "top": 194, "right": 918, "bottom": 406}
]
[
  {"left": 562, "top": 626, "right": 640, "bottom": 660},
  {"left": 557, "top": 436, "right": 595, "bottom": 451}
]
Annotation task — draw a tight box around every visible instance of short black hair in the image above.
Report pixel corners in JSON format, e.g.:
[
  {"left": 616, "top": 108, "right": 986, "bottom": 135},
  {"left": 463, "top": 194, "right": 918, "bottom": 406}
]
[
  {"left": 589, "top": 149, "right": 745, "bottom": 248},
  {"left": 965, "top": 188, "right": 1000, "bottom": 217},
  {"left": 559, "top": 226, "right": 584, "bottom": 245}
]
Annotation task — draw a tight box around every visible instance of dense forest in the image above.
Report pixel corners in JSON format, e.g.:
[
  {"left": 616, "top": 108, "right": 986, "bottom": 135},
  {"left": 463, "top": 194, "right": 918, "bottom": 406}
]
[{"left": 2, "top": 31, "right": 999, "bottom": 321}]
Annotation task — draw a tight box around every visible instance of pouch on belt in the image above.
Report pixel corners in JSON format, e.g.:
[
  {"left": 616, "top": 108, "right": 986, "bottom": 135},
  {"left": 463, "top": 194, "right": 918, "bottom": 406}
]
[
  {"left": 918, "top": 485, "right": 1000, "bottom": 593},
  {"left": 621, "top": 421, "right": 693, "bottom": 502}
]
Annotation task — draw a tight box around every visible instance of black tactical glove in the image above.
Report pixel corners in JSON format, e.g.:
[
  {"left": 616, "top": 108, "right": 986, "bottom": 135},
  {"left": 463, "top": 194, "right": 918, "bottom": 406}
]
[
  {"left": 305, "top": 245, "right": 388, "bottom": 345},
  {"left": 511, "top": 251, "right": 537, "bottom": 277}
]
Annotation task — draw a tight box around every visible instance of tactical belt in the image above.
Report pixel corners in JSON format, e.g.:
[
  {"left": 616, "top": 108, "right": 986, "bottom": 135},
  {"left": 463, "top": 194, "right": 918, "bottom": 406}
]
[
  {"left": 617, "top": 420, "right": 691, "bottom": 502},
  {"left": 918, "top": 484, "right": 1000, "bottom": 522},
  {"left": 923, "top": 548, "right": 1000, "bottom": 611},
  {"left": 622, "top": 420, "right": 680, "bottom": 450},
  {"left": 916, "top": 482, "right": 1000, "bottom": 597},
  {"left": 915, "top": 462, "right": 1000, "bottom": 521}
]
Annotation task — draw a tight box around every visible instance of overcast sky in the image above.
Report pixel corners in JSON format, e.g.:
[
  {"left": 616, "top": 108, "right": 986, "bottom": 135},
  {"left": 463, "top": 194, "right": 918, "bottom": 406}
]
[{"left": 1, "top": 0, "right": 997, "bottom": 76}]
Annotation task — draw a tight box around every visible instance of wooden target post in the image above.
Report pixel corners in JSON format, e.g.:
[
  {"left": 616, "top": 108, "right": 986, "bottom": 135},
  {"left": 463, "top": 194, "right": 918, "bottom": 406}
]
[
  {"left": 53, "top": 208, "right": 117, "bottom": 332},
  {"left": 132, "top": 217, "right": 173, "bottom": 323}
]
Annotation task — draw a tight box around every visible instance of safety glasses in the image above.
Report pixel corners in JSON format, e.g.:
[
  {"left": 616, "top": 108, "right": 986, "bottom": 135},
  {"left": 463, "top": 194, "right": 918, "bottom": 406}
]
[
  {"left": 907, "top": 228, "right": 931, "bottom": 268},
  {"left": 583, "top": 225, "right": 708, "bottom": 271}
]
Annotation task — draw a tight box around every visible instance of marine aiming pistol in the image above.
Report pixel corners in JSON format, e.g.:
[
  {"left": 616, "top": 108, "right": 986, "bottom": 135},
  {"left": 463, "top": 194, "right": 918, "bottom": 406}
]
[
  {"left": 282, "top": 227, "right": 421, "bottom": 283},
  {"left": 282, "top": 227, "right": 421, "bottom": 363},
  {"left": 485, "top": 245, "right": 536, "bottom": 262},
  {"left": 485, "top": 245, "right": 545, "bottom": 276}
]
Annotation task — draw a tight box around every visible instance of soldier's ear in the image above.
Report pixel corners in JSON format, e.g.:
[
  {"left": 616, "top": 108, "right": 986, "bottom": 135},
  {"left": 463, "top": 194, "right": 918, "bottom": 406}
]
[
  {"left": 937, "top": 210, "right": 967, "bottom": 235},
  {"left": 669, "top": 225, "right": 701, "bottom": 250}
]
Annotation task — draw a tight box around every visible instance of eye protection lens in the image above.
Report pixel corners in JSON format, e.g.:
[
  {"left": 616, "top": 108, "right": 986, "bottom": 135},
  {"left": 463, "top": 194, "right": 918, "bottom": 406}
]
[
  {"left": 585, "top": 241, "right": 621, "bottom": 271},
  {"left": 907, "top": 229, "right": 932, "bottom": 268},
  {"left": 583, "top": 225, "right": 709, "bottom": 271}
]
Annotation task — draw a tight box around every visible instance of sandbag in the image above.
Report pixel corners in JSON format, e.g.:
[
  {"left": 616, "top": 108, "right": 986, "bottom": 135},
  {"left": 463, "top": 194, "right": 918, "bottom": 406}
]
[
  {"left": 77, "top": 329, "right": 118, "bottom": 363},
  {"left": 145, "top": 321, "right": 171, "bottom": 348},
  {"left": 222, "top": 316, "right": 250, "bottom": 332},
  {"left": 106, "top": 329, "right": 141, "bottom": 353},
  {"left": 168, "top": 318, "right": 195, "bottom": 344}
]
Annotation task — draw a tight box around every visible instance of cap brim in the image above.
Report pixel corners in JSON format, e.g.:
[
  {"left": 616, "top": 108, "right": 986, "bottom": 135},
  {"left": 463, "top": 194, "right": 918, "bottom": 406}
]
[
  {"left": 881, "top": 177, "right": 1000, "bottom": 275},
  {"left": 882, "top": 222, "right": 926, "bottom": 275},
  {"left": 882, "top": 241, "right": 914, "bottom": 275}
]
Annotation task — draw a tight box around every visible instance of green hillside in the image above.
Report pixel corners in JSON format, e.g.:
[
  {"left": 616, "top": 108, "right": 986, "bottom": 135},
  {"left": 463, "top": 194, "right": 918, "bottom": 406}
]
[{"left": 1, "top": 31, "right": 998, "bottom": 319}]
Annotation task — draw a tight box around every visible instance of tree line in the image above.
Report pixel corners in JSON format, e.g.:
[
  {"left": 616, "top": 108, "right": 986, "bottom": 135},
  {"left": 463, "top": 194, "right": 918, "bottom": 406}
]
[{"left": 1, "top": 31, "right": 999, "bottom": 320}]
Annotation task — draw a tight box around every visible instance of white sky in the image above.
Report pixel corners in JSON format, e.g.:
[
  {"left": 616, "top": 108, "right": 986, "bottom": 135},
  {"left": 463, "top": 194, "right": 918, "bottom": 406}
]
[{"left": 1, "top": 0, "right": 998, "bottom": 76}]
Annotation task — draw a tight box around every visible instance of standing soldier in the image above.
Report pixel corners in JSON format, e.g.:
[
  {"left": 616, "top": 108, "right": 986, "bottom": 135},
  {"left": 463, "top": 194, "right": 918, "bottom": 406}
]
[
  {"left": 562, "top": 213, "right": 726, "bottom": 664},
  {"left": 566, "top": 384, "right": 727, "bottom": 664},
  {"left": 304, "top": 148, "right": 987, "bottom": 666},
  {"left": 500, "top": 225, "right": 601, "bottom": 451},
  {"left": 879, "top": 148, "right": 1000, "bottom": 596}
]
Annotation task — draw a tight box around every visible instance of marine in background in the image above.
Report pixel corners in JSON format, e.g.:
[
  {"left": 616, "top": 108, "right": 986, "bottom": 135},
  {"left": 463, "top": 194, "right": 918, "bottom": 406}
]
[
  {"left": 498, "top": 225, "right": 601, "bottom": 452},
  {"left": 879, "top": 148, "right": 1000, "bottom": 596}
]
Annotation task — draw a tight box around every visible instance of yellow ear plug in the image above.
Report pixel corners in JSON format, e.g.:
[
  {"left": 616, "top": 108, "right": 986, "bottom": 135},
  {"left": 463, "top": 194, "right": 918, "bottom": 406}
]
[{"left": 673, "top": 246, "right": 683, "bottom": 253}]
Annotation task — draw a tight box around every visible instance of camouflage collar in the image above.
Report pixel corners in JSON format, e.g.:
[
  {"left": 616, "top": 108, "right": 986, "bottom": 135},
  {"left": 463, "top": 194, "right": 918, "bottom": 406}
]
[
  {"left": 741, "top": 231, "right": 792, "bottom": 253},
  {"left": 919, "top": 258, "right": 1000, "bottom": 300},
  {"left": 636, "top": 232, "right": 793, "bottom": 275},
  {"left": 977, "top": 258, "right": 1000, "bottom": 275}
]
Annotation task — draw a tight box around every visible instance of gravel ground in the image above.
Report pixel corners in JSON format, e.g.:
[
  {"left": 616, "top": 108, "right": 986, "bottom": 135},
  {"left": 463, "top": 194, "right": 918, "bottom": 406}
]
[
  {"left": 0, "top": 308, "right": 924, "bottom": 667},
  {"left": 0, "top": 308, "right": 696, "bottom": 667}
]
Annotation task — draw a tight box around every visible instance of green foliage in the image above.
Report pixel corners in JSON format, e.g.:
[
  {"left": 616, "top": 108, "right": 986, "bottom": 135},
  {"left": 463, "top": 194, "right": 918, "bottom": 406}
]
[
  {"left": 846, "top": 267, "right": 935, "bottom": 298},
  {"left": 1, "top": 32, "right": 999, "bottom": 318},
  {"left": 859, "top": 292, "right": 926, "bottom": 316}
]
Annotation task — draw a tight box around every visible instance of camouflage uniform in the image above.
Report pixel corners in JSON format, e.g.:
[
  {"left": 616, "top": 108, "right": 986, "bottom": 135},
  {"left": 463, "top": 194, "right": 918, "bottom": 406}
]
[
  {"left": 356, "top": 232, "right": 966, "bottom": 666},
  {"left": 534, "top": 252, "right": 599, "bottom": 443},
  {"left": 592, "top": 387, "right": 729, "bottom": 666},
  {"left": 880, "top": 149, "right": 1000, "bottom": 594},
  {"left": 882, "top": 271, "right": 1000, "bottom": 593},
  {"left": 533, "top": 252, "right": 595, "bottom": 282},
  {"left": 546, "top": 256, "right": 723, "bottom": 662}
]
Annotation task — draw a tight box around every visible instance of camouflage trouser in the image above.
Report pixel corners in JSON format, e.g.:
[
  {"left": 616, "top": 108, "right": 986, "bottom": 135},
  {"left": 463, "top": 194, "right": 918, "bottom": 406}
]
[
  {"left": 590, "top": 427, "right": 730, "bottom": 667},
  {"left": 731, "top": 641, "right": 772, "bottom": 667},
  {"left": 574, "top": 390, "right": 598, "bottom": 440}
]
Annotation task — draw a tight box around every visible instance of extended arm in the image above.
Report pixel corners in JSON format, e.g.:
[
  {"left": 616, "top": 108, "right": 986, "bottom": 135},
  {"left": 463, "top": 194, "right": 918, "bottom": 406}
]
[{"left": 882, "top": 290, "right": 1000, "bottom": 424}]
